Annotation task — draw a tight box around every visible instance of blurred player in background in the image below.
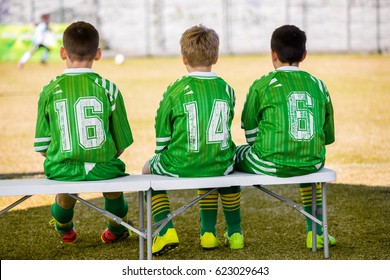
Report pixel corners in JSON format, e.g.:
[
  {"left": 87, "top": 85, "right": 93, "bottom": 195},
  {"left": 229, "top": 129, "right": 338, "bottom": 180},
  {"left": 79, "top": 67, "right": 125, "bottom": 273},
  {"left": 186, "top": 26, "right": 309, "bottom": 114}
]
[
  {"left": 34, "top": 21, "right": 134, "bottom": 244},
  {"left": 18, "top": 13, "right": 52, "bottom": 69},
  {"left": 142, "top": 24, "right": 244, "bottom": 256}
]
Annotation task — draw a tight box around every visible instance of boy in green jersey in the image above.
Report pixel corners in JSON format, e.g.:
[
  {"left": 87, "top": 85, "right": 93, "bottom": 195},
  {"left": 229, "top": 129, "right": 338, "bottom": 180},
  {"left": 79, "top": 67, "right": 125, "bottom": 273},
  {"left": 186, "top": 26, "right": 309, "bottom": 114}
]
[
  {"left": 143, "top": 25, "right": 243, "bottom": 255},
  {"left": 34, "top": 21, "right": 134, "bottom": 244},
  {"left": 236, "top": 25, "right": 336, "bottom": 249}
]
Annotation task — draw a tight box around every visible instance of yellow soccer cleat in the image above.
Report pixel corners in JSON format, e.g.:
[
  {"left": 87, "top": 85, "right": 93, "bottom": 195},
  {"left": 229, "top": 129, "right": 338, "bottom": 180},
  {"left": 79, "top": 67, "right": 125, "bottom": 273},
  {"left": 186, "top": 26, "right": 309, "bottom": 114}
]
[
  {"left": 224, "top": 232, "right": 244, "bottom": 250},
  {"left": 200, "top": 232, "right": 220, "bottom": 249},
  {"left": 152, "top": 228, "right": 179, "bottom": 256},
  {"left": 306, "top": 231, "right": 337, "bottom": 249}
]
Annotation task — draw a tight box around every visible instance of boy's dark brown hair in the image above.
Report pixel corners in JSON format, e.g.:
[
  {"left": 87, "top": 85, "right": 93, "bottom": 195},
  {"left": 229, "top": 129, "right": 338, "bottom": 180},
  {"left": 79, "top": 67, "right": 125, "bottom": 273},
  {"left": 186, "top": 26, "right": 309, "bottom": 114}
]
[
  {"left": 180, "top": 24, "right": 219, "bottom": 67},
  {"left": 63, "top": 21, "right": 99, "bottom": 61},
  {"left": 271, "top": 25, "right": 306, "bottom": 65}
]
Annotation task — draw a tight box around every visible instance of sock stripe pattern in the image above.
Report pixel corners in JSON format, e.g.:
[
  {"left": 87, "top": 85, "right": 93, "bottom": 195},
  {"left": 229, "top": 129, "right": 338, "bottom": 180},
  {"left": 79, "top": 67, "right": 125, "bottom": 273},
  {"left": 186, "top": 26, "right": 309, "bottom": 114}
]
[
  {"left": 300, "top": 183, "right": 324, "bottom": 235},
  {"left": 220, "top": 192, "right": 241, "bottom": 211},
  {"left": 299, "top": 184, "right": 323, "bottom": 208},
  {"left": 198, "top": 190, "right": 218, "bottom": 211},
  {"left": 152, "top": 193, "right": 172, "bottom": 218}
]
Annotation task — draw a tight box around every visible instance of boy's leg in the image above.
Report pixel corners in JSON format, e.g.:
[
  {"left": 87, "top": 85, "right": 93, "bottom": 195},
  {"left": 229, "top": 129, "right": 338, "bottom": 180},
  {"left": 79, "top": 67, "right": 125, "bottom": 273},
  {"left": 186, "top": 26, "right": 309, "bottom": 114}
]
[
  {"left": 151, "top": 190, "right": 174, "bottom": 235},
  {"left": 299, "top": 183, "right": 323, "bottom": 234},
  {"left": 143, "top": 159, "right": 175, "bottom": 235},
  {"left": 102, "top": 192, "right": 129, "bottom": 241},
  {"left": 40, "top": 45, "right": 50, "bottom": 64},
  {"left": 299, "top": 183, "right": 336, "bottom": 248},
  {"left": 51, "top": 194, "right": 77, "bottom": 242},
  {"left": 219, "top": 186, "right": 244, "bottom": 249},
  {"left": 150, "top": 190, "right": 179, "bottom": 255},
  {"left": 198, "top": 189, "right": 218, "bottom": 235},
  {"left": 219, "top": 186, "right": 242, "bottom": 235},
  {"left": 198, "top": 189, "right": 220, "bottom": 249},
  {"left": 18, "top": 51, "right": 31, "bottom": 68},
  {"left": 144, "top": 158, "right": 179, "bottom": 255}
]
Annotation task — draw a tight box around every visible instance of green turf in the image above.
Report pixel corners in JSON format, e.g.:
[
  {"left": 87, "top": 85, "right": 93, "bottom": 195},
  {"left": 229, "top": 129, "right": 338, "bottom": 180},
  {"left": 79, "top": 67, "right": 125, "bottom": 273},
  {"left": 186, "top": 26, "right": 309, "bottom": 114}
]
[{"left": 0, "top": 184, "right": 389, "bottom": 260}]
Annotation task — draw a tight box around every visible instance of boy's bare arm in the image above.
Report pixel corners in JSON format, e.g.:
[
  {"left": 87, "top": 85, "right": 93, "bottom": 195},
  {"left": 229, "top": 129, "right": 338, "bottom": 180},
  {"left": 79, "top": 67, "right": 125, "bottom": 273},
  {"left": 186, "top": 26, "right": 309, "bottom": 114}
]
[{"left": 116, "top": 150, "right": 124, "bottom": 158}]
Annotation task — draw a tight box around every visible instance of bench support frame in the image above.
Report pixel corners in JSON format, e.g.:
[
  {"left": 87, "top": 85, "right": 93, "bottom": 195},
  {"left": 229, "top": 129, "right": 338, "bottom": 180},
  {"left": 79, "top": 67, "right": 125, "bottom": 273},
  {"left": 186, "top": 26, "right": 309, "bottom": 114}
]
[{"left": 0, "top": 169, "right": 336, "bottom": 260}]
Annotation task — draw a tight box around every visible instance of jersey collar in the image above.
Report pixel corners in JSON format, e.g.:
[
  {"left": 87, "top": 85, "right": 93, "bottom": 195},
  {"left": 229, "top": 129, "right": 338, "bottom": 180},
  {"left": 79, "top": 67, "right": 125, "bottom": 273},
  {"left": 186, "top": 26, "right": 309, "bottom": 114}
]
[
  {"left": 63, "top": 68, "right": 95, "bottom": 74},
  {"left": 276, "top": 66, "right": 300, "bottom": 71},
  {"left": 187, "top": 71, "right": 218, "bottom": 78}
]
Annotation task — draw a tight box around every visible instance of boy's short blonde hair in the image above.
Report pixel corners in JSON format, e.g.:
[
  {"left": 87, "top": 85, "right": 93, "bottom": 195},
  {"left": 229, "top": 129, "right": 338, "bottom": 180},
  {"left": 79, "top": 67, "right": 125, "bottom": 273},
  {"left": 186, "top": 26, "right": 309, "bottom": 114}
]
[{"left": 180, "top": 24, "right": 219, "bottom": 67}]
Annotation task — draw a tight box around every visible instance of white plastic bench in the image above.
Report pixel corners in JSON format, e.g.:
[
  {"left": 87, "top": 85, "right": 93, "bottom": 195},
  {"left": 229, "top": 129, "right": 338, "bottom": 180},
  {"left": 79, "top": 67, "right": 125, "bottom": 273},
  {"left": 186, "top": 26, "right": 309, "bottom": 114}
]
[
  {"left": 0, "top": 168, "right": 336, "bottom": 260},
  {"left": 0, "top": 175, "right": 153, "bottom": 260}
]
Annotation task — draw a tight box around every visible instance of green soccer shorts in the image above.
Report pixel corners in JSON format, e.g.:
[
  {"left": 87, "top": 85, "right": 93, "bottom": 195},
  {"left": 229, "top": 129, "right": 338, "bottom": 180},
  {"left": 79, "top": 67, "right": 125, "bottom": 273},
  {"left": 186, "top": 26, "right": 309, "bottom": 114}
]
[
  {"left": 43, "top": 157, "right": 127, "bottom": 181},
  {"left": 149, "top": 153, "right": 234, "bottom": 178},
  {"left": 235, "top": 145, "right": 323, "bottom": 177}
]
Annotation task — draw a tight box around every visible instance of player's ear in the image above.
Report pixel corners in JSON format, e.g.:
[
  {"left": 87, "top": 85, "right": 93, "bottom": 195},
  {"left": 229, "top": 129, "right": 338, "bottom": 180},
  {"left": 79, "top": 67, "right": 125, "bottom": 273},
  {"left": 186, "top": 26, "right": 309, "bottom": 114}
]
[
  {"left": 271, "top": 49, "right": 278, "bottom": 63},
  {"left": 300, "top": 50, "right": 307, "bottom": 62},
  {"left": 182, "top": 54, "right": 188, "bottom": 65},
  {"left": 94, "top": 48, "right": 102, "bottom": 61},
  {"left": 212, "top": 56, "right": 218, "bottom": 65},
  {"left": 60, "top": 47, "right": 67, "bottom": 60}
]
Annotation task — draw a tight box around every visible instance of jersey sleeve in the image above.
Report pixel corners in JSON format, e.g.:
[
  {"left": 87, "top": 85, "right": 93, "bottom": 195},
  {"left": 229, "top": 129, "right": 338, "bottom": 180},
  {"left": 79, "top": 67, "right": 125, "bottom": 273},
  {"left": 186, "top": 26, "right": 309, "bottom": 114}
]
[
  {"left": 110, "top": 89, "right": 134, "bottom": 151},
  {"left": 323, "top": 85, "right": 335, "bottom": 145},
  {"left": 34, "top": 91, "right": 51, "bottom": 153},
  {"left": 241, "top": 83, "right": 262, "bottom": 145},
  {"left": 154, "top": 88, "right": 173, "bottom": 154}
]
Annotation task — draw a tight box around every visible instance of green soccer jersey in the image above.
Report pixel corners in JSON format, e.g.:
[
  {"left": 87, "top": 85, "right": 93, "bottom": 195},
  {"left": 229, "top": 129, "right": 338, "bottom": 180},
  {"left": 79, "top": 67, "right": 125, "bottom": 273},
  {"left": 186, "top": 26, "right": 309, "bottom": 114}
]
[
  {"left": 240, "top": 66, "right": 335, "bottom": 176},
  {"left": 150, "top": 72, "right": 236, "bottom": 177},
  {"left": 34, "top": 68, "right": 133, "bottom": 169}
]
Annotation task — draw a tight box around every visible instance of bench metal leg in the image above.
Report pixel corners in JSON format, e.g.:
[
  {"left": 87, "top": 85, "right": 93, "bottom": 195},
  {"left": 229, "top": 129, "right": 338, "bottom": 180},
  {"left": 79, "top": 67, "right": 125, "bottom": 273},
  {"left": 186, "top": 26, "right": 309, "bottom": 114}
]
[
  {"left": 254, "top": 184, "right": 330, "bottom": 258},
  {"left": 138, "top": 191, "right": 144, "bottom": 260},
  {"left": 66, "top": 194, "right": 146, "bottom": 238},
  {"left": 322, "top": 183, "right": 329, "bottom": 258},
  {"left": 312, "top": 183, "right": 317, "bottom": 252},
  {"left": 254, "top": 185, "right": 322, "bottom": 225},
  {"left": 0, "top": 195, "right": 32, "bottom": 216},
  {"left": 146, "top": 188, "right": 153, "bottom": 260}
]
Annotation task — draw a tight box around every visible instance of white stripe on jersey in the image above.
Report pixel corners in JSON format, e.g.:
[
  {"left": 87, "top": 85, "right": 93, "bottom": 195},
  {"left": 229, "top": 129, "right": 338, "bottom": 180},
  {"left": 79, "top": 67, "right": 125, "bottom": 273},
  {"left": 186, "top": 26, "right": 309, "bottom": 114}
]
[
  {"left": 250, "top": 150, "right": 276, "bottom": 167},
  {"left": 223, "top": 162, "right": 234, "bottom": 176},
  {"left": 34, "top": 145, "right": 49, "bottom": 152},
  {"left": 236, "top": 145, "right": 250, "bottom": 161},
  {"left": 35, "top": 137, "right": 51, "bottom": 143},
  {"left": 156, "top": 136, "right": 172, "bottom": 143},
  {"left": 245, "top": 128, "right": 259, "bottom": 135},
  {"left": 247, "top": 154, "right": 276, "bottom": 174},
  {"left": 155, "top": 145, "right": 166, "bottom": 151},
  {"left": 225, "top": 84, "right": 234, "bottom": 103},
  {"left": 157, "top": 162, "right": 178, "bottom": 177}
]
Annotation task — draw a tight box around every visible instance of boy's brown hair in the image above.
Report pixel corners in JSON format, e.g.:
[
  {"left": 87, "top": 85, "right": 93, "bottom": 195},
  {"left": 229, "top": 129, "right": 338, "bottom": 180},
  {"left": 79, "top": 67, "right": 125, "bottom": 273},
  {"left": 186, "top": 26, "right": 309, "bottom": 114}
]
[
  {"left": 180, "top": 24, "right": 219, "bottom": 67},
  {"left": 63, "top": 21, "right": 99, "bottom": 61},
  {"left": 271, "top": 25, "right": 306, "bottom": 65}
]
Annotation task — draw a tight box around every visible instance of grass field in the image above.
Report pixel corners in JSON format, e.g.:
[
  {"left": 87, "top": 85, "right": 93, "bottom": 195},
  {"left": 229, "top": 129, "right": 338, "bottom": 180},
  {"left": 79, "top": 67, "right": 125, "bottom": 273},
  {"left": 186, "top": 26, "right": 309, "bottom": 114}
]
[
  {"left": 0, "top": 54, "right": 389, "bottom": 260},
  {"left": 0, "top": 183, "right": 389, "bottom": 260}
]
